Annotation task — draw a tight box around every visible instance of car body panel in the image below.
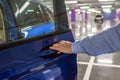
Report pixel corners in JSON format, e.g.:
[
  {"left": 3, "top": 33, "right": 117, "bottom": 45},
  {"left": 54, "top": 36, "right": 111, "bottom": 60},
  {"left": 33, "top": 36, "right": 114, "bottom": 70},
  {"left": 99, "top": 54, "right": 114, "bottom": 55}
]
[
  {"left": 0, "top": 0, "right": 77, "bottom": 80},
  {"left": 0, "top": 32, "right": 77, "bottom": 80}
]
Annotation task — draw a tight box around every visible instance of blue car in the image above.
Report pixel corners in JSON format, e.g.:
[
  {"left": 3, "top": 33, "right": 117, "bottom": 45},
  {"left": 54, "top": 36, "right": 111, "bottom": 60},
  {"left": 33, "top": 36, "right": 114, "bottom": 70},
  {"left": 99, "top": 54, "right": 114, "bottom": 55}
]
[{"left": 0, "top": 0, "right": 77, "bottom": 80}]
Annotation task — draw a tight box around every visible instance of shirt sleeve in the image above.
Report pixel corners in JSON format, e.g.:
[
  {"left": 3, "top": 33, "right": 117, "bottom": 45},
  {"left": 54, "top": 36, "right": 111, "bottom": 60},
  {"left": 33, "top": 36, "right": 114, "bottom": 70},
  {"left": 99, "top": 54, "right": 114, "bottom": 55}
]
[{"left": 72, "top": 23, "right": 120, "bottom": 56}]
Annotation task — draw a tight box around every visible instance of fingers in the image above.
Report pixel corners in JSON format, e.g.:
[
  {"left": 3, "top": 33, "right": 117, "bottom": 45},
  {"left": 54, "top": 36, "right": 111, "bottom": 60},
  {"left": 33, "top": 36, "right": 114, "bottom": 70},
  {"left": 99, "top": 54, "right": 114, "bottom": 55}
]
[
  {"left": 49, "top": 40, "right": 72, "bottom": 53},
  {"left": 49, "top": 41, "right": 68, "bottom": 50},
  {"left": 49, "top": 46, "right": 62, "bottom": 55},
  {"left": 49, "top": 46, "right": 59, "bottom": 51},
  {"left": 49, "top": 43, "right": 60, "bottom": 50}
]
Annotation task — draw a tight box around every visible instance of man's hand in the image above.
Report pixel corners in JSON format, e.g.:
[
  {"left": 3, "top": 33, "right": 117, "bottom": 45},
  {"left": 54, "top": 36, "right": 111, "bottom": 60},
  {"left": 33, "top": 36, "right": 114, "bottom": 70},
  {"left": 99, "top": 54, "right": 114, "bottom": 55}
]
[{"left": 49, "top": 40, "right": 73, "bottom": 54}]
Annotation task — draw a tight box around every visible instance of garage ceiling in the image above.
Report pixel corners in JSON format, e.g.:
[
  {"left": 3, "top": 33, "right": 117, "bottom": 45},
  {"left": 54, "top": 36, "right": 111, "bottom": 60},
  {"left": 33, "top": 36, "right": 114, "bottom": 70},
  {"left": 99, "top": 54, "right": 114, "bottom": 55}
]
[
  {"left": 65, "top": 0, "right": 120, "bottom": 9},
  {"left": 41, "top": 0, "right": 120, "bottom": 12}
]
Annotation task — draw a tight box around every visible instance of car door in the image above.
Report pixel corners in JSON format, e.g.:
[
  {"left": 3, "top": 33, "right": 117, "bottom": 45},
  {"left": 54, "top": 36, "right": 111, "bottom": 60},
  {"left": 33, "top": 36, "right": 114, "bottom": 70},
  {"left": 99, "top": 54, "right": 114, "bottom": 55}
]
[{"left": 0, "top": 0, "right": 77, "bottom": 80}]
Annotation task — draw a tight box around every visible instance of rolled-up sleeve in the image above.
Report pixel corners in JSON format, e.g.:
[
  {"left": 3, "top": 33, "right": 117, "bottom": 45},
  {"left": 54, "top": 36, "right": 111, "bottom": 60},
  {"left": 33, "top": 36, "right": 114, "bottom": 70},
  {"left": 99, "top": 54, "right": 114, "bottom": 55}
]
[{"left": 72, "top": 23, "right": 120, "bottom": 56}]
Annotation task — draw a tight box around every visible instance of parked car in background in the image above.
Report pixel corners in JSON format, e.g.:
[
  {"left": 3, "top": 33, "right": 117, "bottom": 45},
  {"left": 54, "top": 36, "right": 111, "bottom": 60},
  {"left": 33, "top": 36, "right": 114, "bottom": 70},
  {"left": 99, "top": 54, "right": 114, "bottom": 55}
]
[{"left": 95, "top": 13, "right": 104, "bottom": 23}]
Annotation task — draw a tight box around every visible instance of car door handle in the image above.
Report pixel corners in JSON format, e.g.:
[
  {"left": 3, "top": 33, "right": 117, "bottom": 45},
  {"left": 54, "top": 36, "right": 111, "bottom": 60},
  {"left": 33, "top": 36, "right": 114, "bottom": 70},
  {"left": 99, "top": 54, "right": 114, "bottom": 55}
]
[{"left": 39, "top": 49, "right": 62, "bottom": 58}]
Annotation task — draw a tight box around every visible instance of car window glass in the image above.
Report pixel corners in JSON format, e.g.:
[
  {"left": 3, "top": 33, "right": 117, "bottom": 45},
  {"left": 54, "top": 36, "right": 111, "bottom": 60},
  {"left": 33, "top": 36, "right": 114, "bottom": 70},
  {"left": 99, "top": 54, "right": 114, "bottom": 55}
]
[
  {"left": 0, "top": 8, "right": 5, "bottom": 43},
  {"left": 96, "top": 15, "right": 102, "bottom": 17},
  {"left": 0, "top": 0, "right": 69, "bottom": 46},
  {"left": 8, "top": 0, "right": 55, "bottom": 39}
]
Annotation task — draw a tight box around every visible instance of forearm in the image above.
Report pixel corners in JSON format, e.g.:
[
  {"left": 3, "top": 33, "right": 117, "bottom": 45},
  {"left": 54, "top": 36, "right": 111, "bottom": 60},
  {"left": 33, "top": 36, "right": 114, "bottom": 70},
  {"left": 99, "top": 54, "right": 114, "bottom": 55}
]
[{"left": 72, "top": 23, "right": 120, "bottom": 56}]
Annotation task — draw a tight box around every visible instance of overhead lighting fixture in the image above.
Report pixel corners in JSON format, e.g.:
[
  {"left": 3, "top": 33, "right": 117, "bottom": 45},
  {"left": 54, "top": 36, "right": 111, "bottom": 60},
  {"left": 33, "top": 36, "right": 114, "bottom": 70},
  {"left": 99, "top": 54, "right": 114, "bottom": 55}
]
[
  {"left": 82, "top": 10, "right": 86, "bottom": 13},
  {"left": 19, "top": 2, "right": 30, "bottom": 13},
  {"left": 65, "top": 1, "right": 78, "bottom": 4},
  {"left": 101, "top": 5, "right": 112, "bottom": 8},
  {"left": 80, "top": 6, "right": 90, "bottom": 9},
  {"left": 15, "top": 1, "right": 30, "bottom": 17},
  {"left": 75, "top": 9, "right": 80, "bottom": 12},
  {"left": 66, "top": 7, "right": 70, "bottom": 10},
  {"left": 77, "top": 3, "right": 88, "bottom": 6},
  {"left": 100, "top": 2, "right": 115, "bottom": 5},
  {"left": 99, "top": 0, "right": 115, "bottom": 2},
  {"left": 103, "top": 8, "right": 111, "bottom": 13},
  {"left": 88, "top": 9, "right": 100, "bottom": 13}
]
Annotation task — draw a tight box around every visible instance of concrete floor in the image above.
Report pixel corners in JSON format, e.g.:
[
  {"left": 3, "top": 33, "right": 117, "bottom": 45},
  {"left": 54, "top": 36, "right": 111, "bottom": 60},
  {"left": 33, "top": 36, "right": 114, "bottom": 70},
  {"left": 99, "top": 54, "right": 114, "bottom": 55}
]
[{"left": 70, "top": 20, "right": 120, "bottom": 80}]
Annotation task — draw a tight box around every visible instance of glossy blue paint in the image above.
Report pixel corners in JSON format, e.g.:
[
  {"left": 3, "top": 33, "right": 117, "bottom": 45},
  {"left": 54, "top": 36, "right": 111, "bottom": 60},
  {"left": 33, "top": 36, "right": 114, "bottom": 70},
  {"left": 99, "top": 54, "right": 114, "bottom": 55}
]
[
  {"left": 21, "top": 22, "right": 55, "bottom": 38},
  {"left": 0, "top": 0, "right": 77, "bottom": 80},
  {"left": 0, "top": 32, "right": 77, "bottom": 80}
]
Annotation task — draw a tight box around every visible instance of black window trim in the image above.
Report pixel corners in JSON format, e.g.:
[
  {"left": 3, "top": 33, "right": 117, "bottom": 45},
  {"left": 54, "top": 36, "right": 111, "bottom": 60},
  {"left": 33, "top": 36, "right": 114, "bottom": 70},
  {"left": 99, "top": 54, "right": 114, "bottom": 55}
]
[{"left": 0, "top": 30, "right": 71, "bottom": 50}]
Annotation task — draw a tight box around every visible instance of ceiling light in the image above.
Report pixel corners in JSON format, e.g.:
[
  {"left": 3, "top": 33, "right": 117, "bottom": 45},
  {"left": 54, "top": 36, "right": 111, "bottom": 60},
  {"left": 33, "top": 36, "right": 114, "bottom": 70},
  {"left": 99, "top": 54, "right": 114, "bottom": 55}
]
[
  {"left": 80, "top": 6, "right": 90, "bottom": 9},
  {"left": 99, "top": 0, "right": 115, "bottom": 2},
  {"left": 77, "top": 3, "right": 88, "bottom": 6},
  {"left": 101, "top": 5, "right": 112, "bottom": 8},
  {"left": 15, "top": 1, "right": 30, "bottom": 17},
  {"left": 103, "top": 8, "right": 111, "bottom": 13},
  {"left": 88, "top": 9, "right": 96, "bottom": 12},
  {"left": 66, "top": 8, "right": 69, "bottom": 10},
  {"left": 88, "top": 9, "right": 100, "bottom": 13},
  {"left": 20, "top": 2, "right": 30, "bottom": 13},
  {"left": 65, "top": 1, "right": 78, "bottom": 4},
  {"left": 75, "top": 9, "right": 80, "bottom": 12}
]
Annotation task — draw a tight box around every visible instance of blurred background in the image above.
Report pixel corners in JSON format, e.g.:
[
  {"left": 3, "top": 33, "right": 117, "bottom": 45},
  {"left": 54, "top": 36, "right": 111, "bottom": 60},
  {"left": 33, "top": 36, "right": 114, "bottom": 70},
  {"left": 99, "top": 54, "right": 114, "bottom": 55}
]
[{"left": 39, "top": 0, "right": 120, "bottom": 80}]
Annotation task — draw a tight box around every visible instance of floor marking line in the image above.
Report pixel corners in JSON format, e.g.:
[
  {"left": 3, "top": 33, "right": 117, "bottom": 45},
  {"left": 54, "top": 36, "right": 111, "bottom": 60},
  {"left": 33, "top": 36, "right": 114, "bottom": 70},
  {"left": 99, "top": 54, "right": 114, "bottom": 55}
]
[
  {"left": 93, "top": 63, "right": 120, "bottom": 68},
  {"left": 77, "top": 61, "right": 120, "bottom": 68},
  {"left": 83, "top": 56, "right": 95, "bottom": 80},
  {"left": 77, "top": 62, "right": 89, "bottom": 65}
]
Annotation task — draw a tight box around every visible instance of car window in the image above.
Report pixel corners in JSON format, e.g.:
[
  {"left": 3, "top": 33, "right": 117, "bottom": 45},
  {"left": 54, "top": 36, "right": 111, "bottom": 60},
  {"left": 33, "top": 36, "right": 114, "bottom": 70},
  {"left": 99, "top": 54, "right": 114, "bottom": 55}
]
[
  {"left": 96, "top": 15, "right": 102, "bottom": 17},
  {"left": 0, "top": 0, "right": 70, "bottom": 46},
  {"left": 9, "top": 0, "right": 54, "bottom": 39},
  {"left": 0, "top": 8, "right": 6, "bottom": 43}
]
